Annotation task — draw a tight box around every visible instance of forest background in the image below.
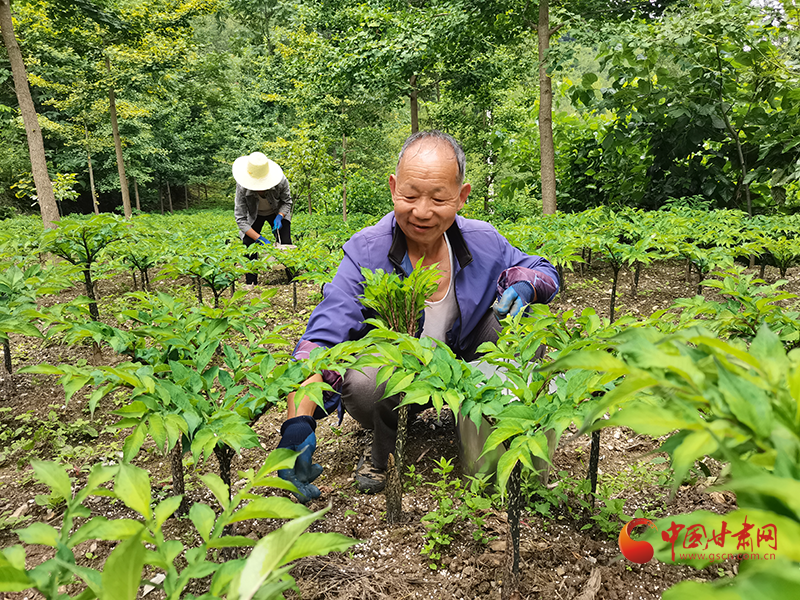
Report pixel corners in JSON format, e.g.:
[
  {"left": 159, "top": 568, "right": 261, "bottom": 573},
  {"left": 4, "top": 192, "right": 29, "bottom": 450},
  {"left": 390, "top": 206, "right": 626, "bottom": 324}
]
[{"left": 1, "top": 0, "right": 799, "bottom": 224}]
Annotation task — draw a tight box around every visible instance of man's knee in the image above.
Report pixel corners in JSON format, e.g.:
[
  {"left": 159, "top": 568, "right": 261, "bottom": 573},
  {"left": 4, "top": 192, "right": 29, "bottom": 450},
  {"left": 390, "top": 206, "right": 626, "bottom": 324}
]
[{"left": 341, "top": 367, "right": 386, "bottom": 428}]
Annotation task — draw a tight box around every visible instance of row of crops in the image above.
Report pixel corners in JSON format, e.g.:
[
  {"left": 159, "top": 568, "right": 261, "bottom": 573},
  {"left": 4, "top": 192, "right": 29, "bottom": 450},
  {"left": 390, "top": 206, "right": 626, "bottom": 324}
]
[{"left": 1, "top": 206, "right": 799, "bottom": 598}]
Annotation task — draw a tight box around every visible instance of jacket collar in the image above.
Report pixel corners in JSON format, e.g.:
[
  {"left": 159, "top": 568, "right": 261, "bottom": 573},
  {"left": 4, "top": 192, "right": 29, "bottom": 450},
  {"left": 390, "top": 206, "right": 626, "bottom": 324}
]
[{"left": 388, "top": 215, "right": 474, "bottom": 274}]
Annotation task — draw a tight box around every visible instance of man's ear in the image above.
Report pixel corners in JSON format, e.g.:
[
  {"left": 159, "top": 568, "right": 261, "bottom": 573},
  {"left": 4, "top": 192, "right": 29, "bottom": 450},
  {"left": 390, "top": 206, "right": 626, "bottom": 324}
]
[
  {"left": 389, "top": 174, "right": 397, "bottom": 198},
  {"left": 458, "top": 183, "right": 471, "bottom": 210}
]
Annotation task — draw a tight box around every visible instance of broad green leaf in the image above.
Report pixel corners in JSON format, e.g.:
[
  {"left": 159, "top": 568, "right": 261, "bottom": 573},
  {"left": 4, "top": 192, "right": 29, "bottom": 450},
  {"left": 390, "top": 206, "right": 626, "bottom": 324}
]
[
  {"left": 495, "top": 448, "right": 522, "bottom": 493},
  {"left": 100, "top": 531, "right": 145, "bottom": 600},
  {"left": 154, "top": 496, "right": 185, "bottom": 529},
  {"left": 114, "top": 464, "right": 152, "bottom": 520},
  {"left": 70, "top": 518, "right": 144, "bottom": 547},
  {"left": 122, "top": 421, "right": 147, "bottom": 463},
  {"left": 717, "top": 365, "right": 772, "bottom": 439},
  {"left": 254, "top": 448, "right": 299, "bottom": 482},
  {"left": 383, "top": 371, "right": 415, "bottom": 397},
  {"left": 189, "top": 503, "right": 216, "bottom": 542},
  {"left": 199, "top": 474, "right": 230, "bottom": 510},
  {"left": 229, "top": 497, "right": 311, "bottom": 523},
  {"left": 481, "top": 423, "right": 526, "bottom": 455},
  {"left": 16, "top": 523, "right": 59, "bottom": 547},
  {"left": 206, "top": 536, "right": 257, "bottom": 548},
  {"left": 31, "top": 461, "right": 71, "bottom": 502},
  {"left": 671, "top": 430, "right": 718, "bottom": 486},
  {"left": 234, "top": 509, "right": 325, "bottom": 599},
  {"left": 0, "top": 547, "right": 31, "bottom": 591},
  {"left": 148, "top": 414, "right": 167, "bottom": 453},
  {"left": 281, "top": 532, "right": 358, "bottom": 563}
]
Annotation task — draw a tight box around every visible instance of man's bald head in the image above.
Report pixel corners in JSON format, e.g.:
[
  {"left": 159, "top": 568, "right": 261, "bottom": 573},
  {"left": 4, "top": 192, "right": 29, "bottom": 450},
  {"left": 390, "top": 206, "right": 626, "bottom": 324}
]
[{"left": 396, "top": 130, "right": 466, "bottom": 186}]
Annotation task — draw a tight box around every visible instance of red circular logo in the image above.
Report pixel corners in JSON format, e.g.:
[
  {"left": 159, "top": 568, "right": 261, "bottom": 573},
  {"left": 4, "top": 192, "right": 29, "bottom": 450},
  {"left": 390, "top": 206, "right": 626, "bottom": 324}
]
[{"left": 619, "top": 518, "right": 657, "bottom": 564}]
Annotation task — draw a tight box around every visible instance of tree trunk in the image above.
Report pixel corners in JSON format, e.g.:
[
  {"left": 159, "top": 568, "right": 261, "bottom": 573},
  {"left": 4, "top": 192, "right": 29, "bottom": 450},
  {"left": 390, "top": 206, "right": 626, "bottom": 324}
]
[
  {"left": 184, "top": 185, "right": 189, "bottom": 210},
  {"left": 342, "top": 130, "right": 347, "bottom": 223},
  {"left": 159, "top": 184, "right": 164, "bottom": 214},
  {"left": 133, "top": 177, "right": 141, "bottom": 211},
  {"left": 167, "top": 183, "right": 174, "bottom": 213},
  {"left": 85, "top": 125, "right": 99, "bottom": 215},
  {"left": 537, "top": 0, "right": 557, "bottom": 215},
  {"left": 0, "top": 0, "right": 59, "bottom": 228},
  {"left": 410, "top": 74, "right": 419, "bottom": 134},
  {"left": 106, "top": 56, "right": 132, "bottom": 219}
]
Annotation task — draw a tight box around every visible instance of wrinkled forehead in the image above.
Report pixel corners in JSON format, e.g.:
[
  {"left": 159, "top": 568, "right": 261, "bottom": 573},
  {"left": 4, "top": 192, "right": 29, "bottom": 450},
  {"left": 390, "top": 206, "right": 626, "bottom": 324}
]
[{"left": 397, "top": 138, "right": 458, "bottom": 170}]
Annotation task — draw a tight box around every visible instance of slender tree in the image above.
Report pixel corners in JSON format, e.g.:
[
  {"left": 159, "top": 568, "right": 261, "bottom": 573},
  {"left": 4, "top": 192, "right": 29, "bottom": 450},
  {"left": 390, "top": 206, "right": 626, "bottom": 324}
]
[{"left": 0, "top": 0, "right": 59, "bottom": 228}]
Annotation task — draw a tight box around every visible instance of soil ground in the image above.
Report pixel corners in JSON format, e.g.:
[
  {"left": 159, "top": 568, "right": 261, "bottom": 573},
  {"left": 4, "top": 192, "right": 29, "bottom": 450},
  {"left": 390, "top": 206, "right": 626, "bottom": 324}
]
[{"left": 1, "top": 257, "right": 796, "bottom": 600}]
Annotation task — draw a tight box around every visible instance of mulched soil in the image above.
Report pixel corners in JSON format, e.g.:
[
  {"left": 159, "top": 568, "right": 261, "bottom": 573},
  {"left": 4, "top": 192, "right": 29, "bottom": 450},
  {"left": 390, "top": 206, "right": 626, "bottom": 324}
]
[{"left": 0, "top": 256, "right": 796, "bottom": 600}]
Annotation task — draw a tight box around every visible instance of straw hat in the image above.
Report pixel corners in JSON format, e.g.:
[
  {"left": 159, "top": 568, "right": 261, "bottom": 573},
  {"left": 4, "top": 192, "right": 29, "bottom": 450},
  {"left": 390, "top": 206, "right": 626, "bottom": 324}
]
[{"left": 232, "top": 152, "right": 284, "bottom": 190}]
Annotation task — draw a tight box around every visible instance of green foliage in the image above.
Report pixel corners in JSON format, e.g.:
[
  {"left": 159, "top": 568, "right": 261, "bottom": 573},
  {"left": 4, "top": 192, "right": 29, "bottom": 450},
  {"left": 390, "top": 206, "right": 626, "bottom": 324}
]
[
  {"left": 0, "top": 452, "right": 356, "bottom": 599},
  {"left": 419, "top": 457, "right": 493, "bottom": 569},
  {"left": 360, "top": 259, "right": 440, "bottom": 336}
]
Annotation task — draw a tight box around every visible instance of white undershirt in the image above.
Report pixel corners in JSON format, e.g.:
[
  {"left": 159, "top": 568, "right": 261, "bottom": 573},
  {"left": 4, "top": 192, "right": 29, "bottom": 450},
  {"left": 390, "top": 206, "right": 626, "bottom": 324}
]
[{"left": 421, "top": 235, "right": 458, "bottom": 344}]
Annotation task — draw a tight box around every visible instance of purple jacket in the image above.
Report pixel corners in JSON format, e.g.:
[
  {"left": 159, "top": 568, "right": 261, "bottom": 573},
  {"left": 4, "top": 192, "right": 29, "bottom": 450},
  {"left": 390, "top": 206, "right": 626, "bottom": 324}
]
[{"left": 293, "top": 212, "right": 559, "bottom": 416}]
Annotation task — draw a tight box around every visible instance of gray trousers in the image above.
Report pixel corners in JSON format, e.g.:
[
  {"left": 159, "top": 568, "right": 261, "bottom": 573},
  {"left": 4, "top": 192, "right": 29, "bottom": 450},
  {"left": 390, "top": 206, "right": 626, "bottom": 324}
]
[{"left": 341, "top": 309, "right": 501, "bottom": 470}]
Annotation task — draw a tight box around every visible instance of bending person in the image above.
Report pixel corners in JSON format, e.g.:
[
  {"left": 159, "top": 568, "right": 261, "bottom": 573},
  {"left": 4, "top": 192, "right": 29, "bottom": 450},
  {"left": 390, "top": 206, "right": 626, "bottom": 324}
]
[{"left": 233, "top": 151, "right": 293, "bottom": 286}]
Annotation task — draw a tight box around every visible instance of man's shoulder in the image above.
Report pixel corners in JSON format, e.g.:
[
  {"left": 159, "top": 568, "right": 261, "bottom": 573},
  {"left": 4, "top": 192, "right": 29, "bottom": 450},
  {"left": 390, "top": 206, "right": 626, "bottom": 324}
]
[
  {"left": 455, "top": 215, "right": 500, "bottom": 236},
  {"left": 347, "top": 212, "right": 395, "bottom": 246}
]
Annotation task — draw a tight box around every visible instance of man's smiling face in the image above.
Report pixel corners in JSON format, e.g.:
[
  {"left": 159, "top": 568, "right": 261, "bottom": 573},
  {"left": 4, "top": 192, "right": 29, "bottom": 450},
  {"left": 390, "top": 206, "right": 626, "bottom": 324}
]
[{"left": 389, "top": 138, "right": 470, "bottom": 251}]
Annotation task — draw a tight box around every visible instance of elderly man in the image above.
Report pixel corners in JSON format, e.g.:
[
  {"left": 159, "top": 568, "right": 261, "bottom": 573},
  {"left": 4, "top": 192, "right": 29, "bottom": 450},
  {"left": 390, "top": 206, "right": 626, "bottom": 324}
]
[{"left": 277, "top": 130, "right": 559, "bottom": 501}]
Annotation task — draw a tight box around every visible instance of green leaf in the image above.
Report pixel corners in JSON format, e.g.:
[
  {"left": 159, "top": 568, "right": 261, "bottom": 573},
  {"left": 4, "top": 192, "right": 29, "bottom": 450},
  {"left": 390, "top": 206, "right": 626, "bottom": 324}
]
[
  {"left": 114, "top": 464, "right": 152, "bottom": 520},
  {"left": 122, "top": 421, "right": 147, "bottom": 463},
  {"left": 31, "top": 461, "right": 72, "bottom": 502},
  {"left": 16, "top": 523, "right": 59, "bottom": 547},
  {"left": 717, "top": 365, "right": 772, "bottom": 439},
  {"left": 384, "top": 371, "right": 415, "bottom": 397},
  {"left": 0, "top": 547, "right": 31, "bottom": 592},
  {"left": 234, "top": 509, "right": 326, "bottom": 598},
  {"left": 230, "top": 497, "right": 311, "bottom": 523},
  {"left": 281, "top": 532, "right": 358, "bottom": 563},
  {"left": 206, "top": 536, "right": 257, "bottom": 549},
  {"left": 154, "top": 496, "right": 185, "bottom": 529},
  {"left": 189, "top": 503, "right": 216, "bottom": 543},
  {"left": 581, "top": 72, "right": 598, "bottom": 88},
  {"left": 100, "top": 531, "right": 145, "bottom": 600},
  {"left": 671, "top": 430, "right": 718, "bottom": 486},
  {"left": 199, "top": 474, "right": 230, "bottom": 510},
  {"left": 70, "top": 518, "right": 144, "bottom": 547}
]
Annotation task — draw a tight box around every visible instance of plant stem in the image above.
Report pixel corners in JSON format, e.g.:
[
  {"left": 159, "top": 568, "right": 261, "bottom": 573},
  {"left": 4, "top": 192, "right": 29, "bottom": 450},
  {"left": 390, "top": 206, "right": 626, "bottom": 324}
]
[
  {"left": 83, "top": 268, "right": 99, "bottom": 321},
  {"left": 386, "top": 404, "right": 408, "bottom": 523},
  {"left": 171, "top": 442, "right": 189, "bottom": 515},
  {"left": 587, "top": 429, "right": 601, "bottom": 508},
  {"left": 507, "top": 462, "right": 522, "bottom": 578},
  {"left": 214, "top": 444, "right": 234, "bottom": 497},
  {"left": 2, "top": 338, "right": 11, "bottom": 374}
]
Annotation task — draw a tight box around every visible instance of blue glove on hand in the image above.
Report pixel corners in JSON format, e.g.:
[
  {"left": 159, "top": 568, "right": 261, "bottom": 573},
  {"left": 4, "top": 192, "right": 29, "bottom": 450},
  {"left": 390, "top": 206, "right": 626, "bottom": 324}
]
[
  {"left": 277, "top": 415, "right": 323, "bottom": 503},
  {"left": 493, "top": 281, "right": 535, "bottom": 319},
  {"left": 271, "top": 214, "right": 283, "bottom": 232},
  {"left": 257, "top": 235, "right": 272, "bottom": 246}
]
